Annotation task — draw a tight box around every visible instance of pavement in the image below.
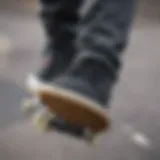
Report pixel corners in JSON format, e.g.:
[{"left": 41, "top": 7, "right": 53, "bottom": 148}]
[{"left": 0, "top": 1, "right": 160, "bottom": 160}]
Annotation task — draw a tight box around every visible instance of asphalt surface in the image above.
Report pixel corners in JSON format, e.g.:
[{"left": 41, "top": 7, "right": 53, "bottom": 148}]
[{"left": 0, "top": 1, "right": 160, "bottom": 160}]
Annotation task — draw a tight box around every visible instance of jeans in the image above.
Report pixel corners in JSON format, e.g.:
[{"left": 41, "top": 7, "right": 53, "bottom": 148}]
[{"left": 39, "top": 0, "right": 135, "bottom": 77}]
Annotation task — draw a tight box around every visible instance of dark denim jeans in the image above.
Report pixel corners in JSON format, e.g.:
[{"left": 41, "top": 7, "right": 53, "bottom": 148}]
[{"left": 39, "top": 0, "right": 135, "bottom": 75}]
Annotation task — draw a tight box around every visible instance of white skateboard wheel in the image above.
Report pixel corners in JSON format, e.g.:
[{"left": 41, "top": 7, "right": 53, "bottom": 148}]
[
  {"left": 21, "top": 97, "right": 40, "bottom": 114},
  {"left": 84, "top": 128, "right": 95, "bottom": 143},
  {"left": 33, "top": 109, "right": 55, "bottom": 132}
]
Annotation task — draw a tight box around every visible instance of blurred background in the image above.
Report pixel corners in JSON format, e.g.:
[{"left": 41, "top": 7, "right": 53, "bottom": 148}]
[{"left": 0, "top": 0, "right": 160, "bottom": 159}]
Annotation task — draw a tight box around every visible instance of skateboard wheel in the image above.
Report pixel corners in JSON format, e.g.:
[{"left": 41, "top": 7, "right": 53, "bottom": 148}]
[
  {"left": 21, "top": 97, "right": 40, "bottom": 114},
  {"left": 33, "top": 109, "right": 55, "bottom": 132},
  {"left": 84, "top": 128, "right": 96, "bottom": 144}
]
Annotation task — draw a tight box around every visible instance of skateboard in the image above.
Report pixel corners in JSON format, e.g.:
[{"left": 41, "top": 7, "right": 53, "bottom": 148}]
[{"left": 21, "top": 74, "right": 110, "bottom": 143}]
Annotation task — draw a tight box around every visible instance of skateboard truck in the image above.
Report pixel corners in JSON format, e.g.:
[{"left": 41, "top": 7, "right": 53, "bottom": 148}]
[{"left": 21, "top": 102, "right": 98, "bottom": 143}]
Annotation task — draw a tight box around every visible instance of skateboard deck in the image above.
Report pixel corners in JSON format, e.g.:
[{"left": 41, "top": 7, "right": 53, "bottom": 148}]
[
  {"left": 21, "top": 74, "right": 110, "bottom": 143},
  {"left": 36, "top": 84, "right": 110, "bottom": 133}
]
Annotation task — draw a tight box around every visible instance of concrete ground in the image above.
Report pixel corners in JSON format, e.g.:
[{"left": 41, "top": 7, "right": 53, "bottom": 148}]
[{"left": 0, "top": 1, "right": 160, "bottom": 160}]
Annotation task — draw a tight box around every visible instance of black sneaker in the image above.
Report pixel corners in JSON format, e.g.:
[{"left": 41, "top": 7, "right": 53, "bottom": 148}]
[{"left": 36, "top": 56, "right": 113, "bottom": 134}]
